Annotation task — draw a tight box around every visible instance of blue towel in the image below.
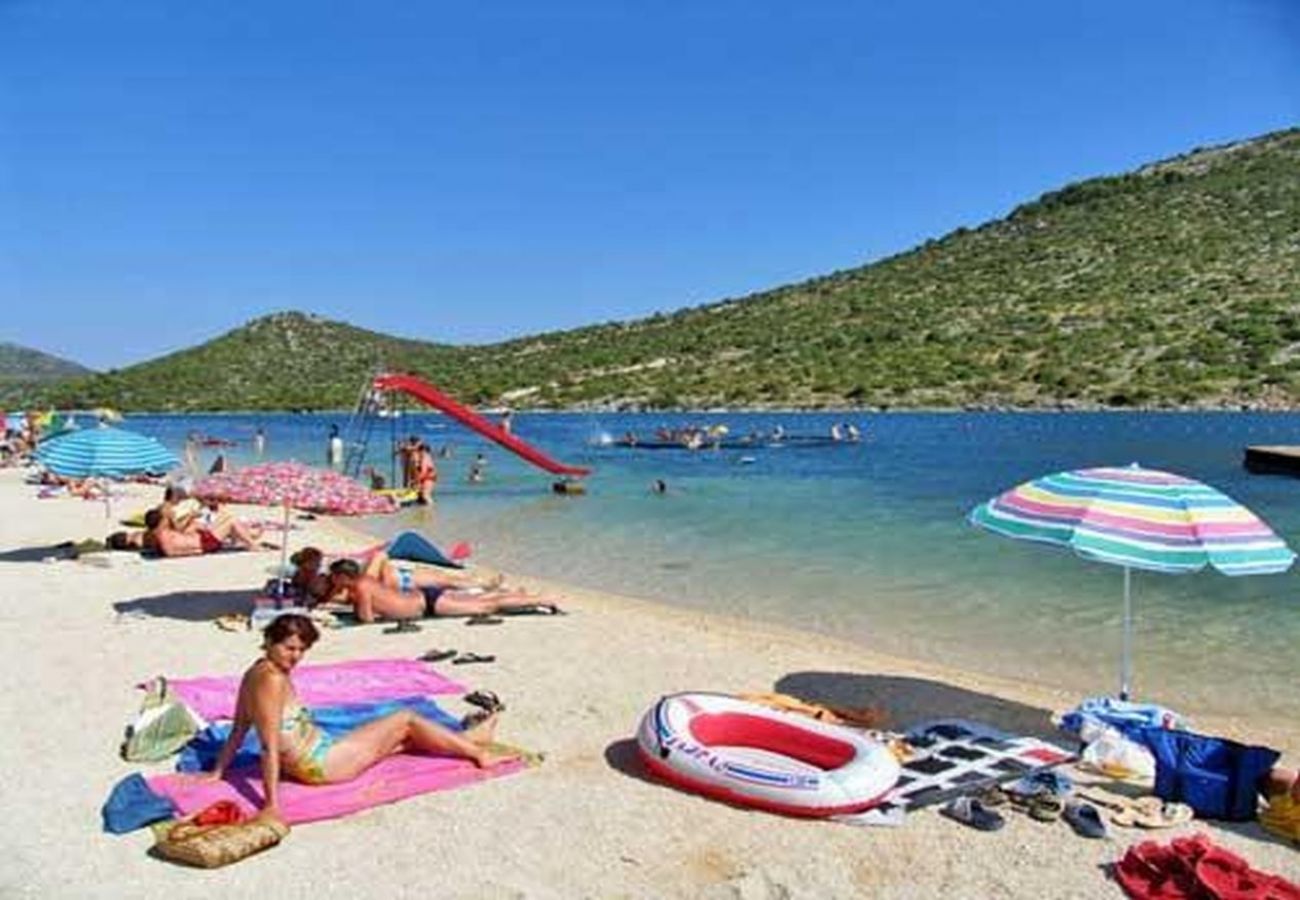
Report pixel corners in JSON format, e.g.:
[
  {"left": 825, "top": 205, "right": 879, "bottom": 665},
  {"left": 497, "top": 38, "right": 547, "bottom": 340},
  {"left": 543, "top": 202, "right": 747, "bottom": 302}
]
[
  {"left": 387, "top": 531, "right": 463, "bottom": 569},
  {"left": 102, "top": 773, "right": 176, "bottom": 834},
  {"left": 1058, "top": 696, "right": 1185, "bottom": 744},
  {"left": 1138, "top": 726, "right": 1279, "bottom": 821},
  {"left": 176, "top": 696, "right": 462, "bottom": 772}
]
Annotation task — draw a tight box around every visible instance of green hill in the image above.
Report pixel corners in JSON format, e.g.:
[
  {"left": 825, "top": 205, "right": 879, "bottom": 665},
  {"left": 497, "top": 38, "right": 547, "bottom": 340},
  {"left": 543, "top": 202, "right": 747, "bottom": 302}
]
[
  {"left": 33, "top": 127, "right": 1300, "bottom": 411},
  {"left": 0, "top": 342, "right": 93, "bottom": 406}
]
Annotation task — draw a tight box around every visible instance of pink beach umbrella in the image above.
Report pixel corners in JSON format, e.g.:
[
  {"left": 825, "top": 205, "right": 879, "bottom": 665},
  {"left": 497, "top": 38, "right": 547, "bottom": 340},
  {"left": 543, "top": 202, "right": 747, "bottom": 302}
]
[{"left": 194, "top": 460, "right": 398, "bottom": 586}]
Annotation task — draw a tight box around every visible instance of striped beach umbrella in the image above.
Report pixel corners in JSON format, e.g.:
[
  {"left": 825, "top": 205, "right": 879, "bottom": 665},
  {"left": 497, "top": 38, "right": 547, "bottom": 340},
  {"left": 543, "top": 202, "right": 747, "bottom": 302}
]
[
  {"left": 969, "top": 464, "right": 1295, "bottom": 699},
  {"left": 34, "top": 424, "right": 179, "bottom": 479}
]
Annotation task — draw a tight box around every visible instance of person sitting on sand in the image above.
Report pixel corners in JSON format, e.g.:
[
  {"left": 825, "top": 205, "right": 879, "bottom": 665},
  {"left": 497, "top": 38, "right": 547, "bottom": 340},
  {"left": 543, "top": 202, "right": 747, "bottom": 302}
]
[
  {"left": 201, "top": 614, "right": 517, "bottom": 817},
  {"left": 326, "top": 558, "right": 558, "bottom": 623}
]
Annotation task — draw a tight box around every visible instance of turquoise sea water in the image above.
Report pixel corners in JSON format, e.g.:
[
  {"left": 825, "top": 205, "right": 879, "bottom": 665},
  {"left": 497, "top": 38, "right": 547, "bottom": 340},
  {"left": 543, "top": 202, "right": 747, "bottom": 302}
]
[{"left": 125, "top": 410, "right": 1300, "bottom": 720}]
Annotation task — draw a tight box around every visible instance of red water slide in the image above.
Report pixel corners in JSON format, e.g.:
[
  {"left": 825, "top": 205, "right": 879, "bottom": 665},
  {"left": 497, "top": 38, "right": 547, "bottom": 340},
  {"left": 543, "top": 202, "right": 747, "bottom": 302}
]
[{"left": 372, "top": 373, "right": 591, "bottom": 478}]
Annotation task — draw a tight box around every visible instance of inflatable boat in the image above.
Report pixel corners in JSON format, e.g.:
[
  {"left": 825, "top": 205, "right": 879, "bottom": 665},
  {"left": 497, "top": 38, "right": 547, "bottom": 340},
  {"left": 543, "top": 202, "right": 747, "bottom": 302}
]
[{"left": 636, "top": 692, "right": 900, "bottom": 817}]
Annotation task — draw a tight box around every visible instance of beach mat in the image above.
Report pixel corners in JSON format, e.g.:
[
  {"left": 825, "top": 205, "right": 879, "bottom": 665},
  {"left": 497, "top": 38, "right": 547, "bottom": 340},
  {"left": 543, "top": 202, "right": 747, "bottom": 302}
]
[
  {"left": 150, "top": 753, "right": 526, "bottom": 826},
  {"left": 838, "top": 719, "right": 1075, "bottom": 825},
  {"left": 177, "top": 696, "right": 462, "bottom": 773},
  {"left": 158, "top": 659, "right": 467, "bottom": 721}
]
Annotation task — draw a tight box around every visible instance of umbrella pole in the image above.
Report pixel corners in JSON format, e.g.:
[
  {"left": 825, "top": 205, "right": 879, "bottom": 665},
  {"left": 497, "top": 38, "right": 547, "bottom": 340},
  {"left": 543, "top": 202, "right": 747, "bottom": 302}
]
[
  {"left": 278, "top": 499, "right": 291, "bottom": 596},
  {"left": 1121, "top": 566, "right": 1133, "bottom": 701}
]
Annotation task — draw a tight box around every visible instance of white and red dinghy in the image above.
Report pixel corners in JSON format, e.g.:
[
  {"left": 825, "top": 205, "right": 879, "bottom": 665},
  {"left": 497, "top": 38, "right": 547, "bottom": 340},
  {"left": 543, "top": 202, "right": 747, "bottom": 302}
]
[{"left": 636, "top": 692, "right": 900, "bottom": 817}]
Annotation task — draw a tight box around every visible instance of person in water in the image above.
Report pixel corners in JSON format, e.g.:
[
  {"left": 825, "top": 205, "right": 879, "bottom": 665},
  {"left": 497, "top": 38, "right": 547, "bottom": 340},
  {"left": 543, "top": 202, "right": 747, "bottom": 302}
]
[
  {"left": 327, "top": 558, "right": 557, "bottom": 623},
  {"left": 202, "top": 614, "right": 516, "bottom": 817},
  {"left": 414, "top": 442, "right": 437, "bottom": 504}
]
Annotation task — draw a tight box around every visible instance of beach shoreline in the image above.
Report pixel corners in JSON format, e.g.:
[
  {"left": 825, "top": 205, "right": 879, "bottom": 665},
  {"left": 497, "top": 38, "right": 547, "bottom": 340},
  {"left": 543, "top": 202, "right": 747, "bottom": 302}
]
[{"left": 2, "top": 466, "right": 1296, "bottom": 898}]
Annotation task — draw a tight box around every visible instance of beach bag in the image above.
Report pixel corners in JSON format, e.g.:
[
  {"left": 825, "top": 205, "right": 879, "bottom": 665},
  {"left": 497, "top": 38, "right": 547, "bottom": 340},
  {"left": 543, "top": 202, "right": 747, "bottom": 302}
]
[
  {"left": 153, "top": 810, "right": 289, "bottom": 868},
  {"left": 1139, "top": 727, "right": 1279, "bottom": 821},
  {"left": 121, "top": 678, "right": 204, "bottom": 762}
]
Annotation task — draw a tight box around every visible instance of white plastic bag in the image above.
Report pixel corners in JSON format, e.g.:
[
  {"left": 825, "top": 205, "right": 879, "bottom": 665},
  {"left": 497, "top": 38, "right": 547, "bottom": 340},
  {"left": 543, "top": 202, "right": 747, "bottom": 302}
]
[{"left": 1079, "top": 724, "right": 1154, "bottom": 781}]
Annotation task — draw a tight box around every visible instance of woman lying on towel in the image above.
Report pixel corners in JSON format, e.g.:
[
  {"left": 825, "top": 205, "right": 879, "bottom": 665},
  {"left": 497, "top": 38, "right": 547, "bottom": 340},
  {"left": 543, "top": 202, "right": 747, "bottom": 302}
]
[
  {"left": 289, "top": 545, "right": 526, "bottom": 608},
  {"left": 202, "top": 614, "right": 517, "bottom": 817},
  {"left": 327, "top": 558, "right": 561, "bottom": 622}
]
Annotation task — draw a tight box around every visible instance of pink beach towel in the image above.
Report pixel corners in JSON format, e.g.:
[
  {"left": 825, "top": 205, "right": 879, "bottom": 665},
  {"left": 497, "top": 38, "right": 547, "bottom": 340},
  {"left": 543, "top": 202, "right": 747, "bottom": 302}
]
[
  {"left": 149, "top": 754, "right": 525, "bottom": 825},
  {"left": 158, "top": 659, "right": 466, "bottom": 720}
]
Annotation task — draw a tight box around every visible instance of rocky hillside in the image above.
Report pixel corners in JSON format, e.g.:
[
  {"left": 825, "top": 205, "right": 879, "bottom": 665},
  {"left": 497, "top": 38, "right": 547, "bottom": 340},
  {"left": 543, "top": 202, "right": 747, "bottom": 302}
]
[
  {"left": 32, "top": 127, "right": 1300, "bottom": 411},
  {"left": 0, "top": 342, "right": 93, "bottom": 406}
]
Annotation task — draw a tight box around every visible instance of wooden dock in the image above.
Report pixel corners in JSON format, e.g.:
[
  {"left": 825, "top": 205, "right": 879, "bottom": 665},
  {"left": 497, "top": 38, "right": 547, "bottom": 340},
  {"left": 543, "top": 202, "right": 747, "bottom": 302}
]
[{"left": 1244, "top": 445, "right": 1300, "bottom": 476}]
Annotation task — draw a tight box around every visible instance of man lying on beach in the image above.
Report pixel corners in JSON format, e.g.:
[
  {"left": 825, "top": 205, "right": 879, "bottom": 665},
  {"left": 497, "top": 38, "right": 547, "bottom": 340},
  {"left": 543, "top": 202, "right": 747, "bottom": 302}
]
[
  {"left": 326, "top": 558, "right": 561, "bottom": 623},
  {"left": 107, "top": 508, "right": 267, "bottom": 556}
]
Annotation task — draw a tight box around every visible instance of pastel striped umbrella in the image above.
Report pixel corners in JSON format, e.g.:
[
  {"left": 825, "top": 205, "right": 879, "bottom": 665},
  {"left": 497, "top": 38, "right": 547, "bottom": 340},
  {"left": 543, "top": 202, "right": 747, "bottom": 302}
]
[
  {"left": 969, "top": 464, "right": 1295, "bottom": 699},
  {"left": 34, "top": 423, "right": 179, "bottom": 479}
]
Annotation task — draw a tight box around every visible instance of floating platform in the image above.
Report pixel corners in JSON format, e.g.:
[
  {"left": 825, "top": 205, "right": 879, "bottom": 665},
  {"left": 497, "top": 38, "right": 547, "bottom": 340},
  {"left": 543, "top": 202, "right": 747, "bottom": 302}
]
[
  {"left": 604, "top": 435, "right": 860, "bottom": 451},
  {"left": 1243, "top": 446, "right": 1300, "bottom": 477}
]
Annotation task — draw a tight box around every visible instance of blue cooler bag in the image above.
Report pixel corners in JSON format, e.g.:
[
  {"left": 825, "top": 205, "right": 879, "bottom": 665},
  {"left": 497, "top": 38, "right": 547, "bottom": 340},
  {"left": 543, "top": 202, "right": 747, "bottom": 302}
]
[{"left": 1138, "top": 727, "right": 1279, "bottom": 821}]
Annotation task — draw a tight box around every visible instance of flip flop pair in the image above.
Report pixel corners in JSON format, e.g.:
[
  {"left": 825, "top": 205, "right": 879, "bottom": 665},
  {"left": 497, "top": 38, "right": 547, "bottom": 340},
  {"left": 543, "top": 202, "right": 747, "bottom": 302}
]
[
  {"left": 451, "top": 652, "right": 495, "bottom": 665},
  {"left": 383, "top": 620, "right": 422, "bottom": 634},
  {"left": 419, "top": 648, "right": 457, "bottom": 663},
  {"left": 1079, "top": 791, "right": 1194, "bottom": 828},
  {"left": 463, "top": 690, "right": 505, "bottom": 713}
]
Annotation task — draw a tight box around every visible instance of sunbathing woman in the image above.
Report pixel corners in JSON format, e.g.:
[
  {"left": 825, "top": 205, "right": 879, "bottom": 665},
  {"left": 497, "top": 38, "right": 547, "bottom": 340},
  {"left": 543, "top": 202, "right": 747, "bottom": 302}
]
[
  {"left": 290, "top": 544, "right": 514, "bottom": 606},
  {"left": 328, "top": 559, "right": 560, "bottom": 622},
  {"left": 204, "top": 614, "right": 517, "bottom": 818}
]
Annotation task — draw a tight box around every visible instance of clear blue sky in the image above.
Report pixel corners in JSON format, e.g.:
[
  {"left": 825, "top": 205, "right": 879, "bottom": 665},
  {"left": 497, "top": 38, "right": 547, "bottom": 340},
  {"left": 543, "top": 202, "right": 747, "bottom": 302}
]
[{"left": 3, "top": 1, "right": 1296, "bottom": 370}]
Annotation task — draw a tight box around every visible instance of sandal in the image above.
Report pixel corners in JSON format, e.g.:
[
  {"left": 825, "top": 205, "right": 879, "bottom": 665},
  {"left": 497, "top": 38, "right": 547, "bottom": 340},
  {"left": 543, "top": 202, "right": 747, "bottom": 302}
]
[
  {"left": 466, "top": 614, "right": 504, "bottom": 626},
  {"left": 452, "top": 652, "right": 496, "bottom": 665},
  {"left": 383, "top": 620, "right": 422, "bottom": 634},
  {"left": 940, "top": 796, "right": 1005, "bottom": 831},
  {"left": 419, "top": 649, "right": 457, "bottom": 663},
  {"left": 463, "top": 690, "right": 504, "bottom": 713},
  {"left": 1063, "top": 800, "right": 1108, "bottom": 838}
]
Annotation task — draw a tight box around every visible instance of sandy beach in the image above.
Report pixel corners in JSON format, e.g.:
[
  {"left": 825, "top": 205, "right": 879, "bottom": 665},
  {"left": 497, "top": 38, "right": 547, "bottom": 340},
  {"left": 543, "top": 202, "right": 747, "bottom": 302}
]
[{"left": 2, "top": 466, "right": 1297, "bottom": 899}]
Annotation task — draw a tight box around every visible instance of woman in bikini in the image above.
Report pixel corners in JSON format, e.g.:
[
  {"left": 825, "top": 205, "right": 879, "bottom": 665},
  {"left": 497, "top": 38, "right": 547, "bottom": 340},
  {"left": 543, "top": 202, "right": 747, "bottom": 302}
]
[{"left": 203, "top": 614, "right": 517, "bottom": 818}]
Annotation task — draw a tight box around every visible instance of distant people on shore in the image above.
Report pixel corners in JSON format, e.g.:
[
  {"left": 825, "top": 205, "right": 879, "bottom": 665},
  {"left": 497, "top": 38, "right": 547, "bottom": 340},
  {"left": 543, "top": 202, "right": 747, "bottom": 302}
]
[{"left": 253, "top": 427, "right": 266, "bottom": 457}]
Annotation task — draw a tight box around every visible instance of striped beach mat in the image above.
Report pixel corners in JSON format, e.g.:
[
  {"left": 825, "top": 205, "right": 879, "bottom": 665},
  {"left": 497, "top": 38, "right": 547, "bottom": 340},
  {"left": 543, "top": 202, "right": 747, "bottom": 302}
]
[{"left": 838, "top": 719, "right": 1075, "bottom": 826}]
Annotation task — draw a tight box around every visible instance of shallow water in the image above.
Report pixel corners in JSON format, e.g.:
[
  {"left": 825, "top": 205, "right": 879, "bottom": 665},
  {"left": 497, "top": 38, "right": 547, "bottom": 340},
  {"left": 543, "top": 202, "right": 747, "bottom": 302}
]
[{"left": 126, "top": 410, "right": 1300, "bottom": 720}]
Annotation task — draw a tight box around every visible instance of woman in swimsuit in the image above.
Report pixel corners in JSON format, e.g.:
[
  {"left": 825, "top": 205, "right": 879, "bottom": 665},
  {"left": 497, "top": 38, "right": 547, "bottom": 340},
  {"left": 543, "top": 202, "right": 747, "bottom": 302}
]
[{"left": 203, "top": 614, "right": 517, "bottom": 818}]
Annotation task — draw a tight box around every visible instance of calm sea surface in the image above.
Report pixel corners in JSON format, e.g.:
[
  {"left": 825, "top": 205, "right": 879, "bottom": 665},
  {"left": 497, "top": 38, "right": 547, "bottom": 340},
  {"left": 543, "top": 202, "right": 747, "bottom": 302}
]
[{"left": 122, "top": 410, "right": 1300, "bottom": 720}]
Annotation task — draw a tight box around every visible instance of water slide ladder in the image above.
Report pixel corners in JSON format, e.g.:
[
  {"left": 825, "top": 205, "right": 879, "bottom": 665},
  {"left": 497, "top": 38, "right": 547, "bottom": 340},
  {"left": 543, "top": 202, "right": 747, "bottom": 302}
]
[{"left": 369, "top": 372, "right": 591, "bottom": 479}]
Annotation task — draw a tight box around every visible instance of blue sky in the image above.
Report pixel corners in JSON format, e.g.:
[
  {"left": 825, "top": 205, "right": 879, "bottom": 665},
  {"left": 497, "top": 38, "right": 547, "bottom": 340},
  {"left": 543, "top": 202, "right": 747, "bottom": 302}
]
[{"left": 3, "top": 1, "right": 1296, "bottom": 370}]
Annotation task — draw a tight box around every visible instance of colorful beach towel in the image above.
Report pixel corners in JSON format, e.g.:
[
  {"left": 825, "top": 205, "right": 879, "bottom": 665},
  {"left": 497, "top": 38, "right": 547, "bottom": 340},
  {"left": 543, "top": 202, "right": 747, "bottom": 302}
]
[
  {"left": 176, "top": 696, "right": 461, "bottom": 772},
  {"left": 157, "top": 659, "right": 466, "bottom": 721},
  {"left": 150, "top": 753, "right": 526, "bottom": 825},
  {"left": 837, "top": 719, "right": 1076, "bottom": 826}
]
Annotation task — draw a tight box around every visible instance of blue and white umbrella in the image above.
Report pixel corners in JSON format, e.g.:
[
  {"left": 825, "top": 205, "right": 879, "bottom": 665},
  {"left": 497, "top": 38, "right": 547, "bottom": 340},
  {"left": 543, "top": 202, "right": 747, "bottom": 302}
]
[{"left": 35, "top": 424, "right": 179, "bottom": 479}]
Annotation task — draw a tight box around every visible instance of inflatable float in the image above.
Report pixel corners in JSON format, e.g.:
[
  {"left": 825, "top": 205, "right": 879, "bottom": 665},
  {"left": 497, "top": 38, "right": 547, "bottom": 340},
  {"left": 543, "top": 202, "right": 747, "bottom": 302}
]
[
  {"left": 373, "top": 487, "right": 420, "bottom": 506},
  {"left": 636, "top": 692, "right": 900, "bottom": 817}
]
